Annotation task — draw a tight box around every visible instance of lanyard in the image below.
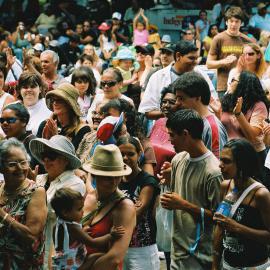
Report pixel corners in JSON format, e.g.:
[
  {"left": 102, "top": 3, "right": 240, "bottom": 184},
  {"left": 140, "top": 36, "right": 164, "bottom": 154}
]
[{"left": 189, "top": 208, "right": 205, "bottom": 255}]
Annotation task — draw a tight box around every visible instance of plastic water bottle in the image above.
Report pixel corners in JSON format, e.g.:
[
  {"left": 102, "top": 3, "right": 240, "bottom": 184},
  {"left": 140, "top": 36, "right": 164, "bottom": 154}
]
[{"left": 216, "top": 187, "right": 238, "bottom": 217}]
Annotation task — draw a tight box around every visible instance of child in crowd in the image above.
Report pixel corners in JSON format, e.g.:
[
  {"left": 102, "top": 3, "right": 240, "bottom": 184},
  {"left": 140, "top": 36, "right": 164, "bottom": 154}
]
[
  {"left": 133, "top": 8, "right": 149, "bottom": 46},
  {"left": 113, "top": 48, "right": 137, "bottom": 94},
  {"left": 51, "top": 187, "right": 125, "bottom": 269}
]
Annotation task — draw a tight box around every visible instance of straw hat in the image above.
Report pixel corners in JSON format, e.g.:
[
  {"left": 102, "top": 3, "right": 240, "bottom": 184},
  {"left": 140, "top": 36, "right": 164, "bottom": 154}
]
[
  {"left": 82, "top": 144, "right": 132, "bottom": 177},
  {"left": 30, "top": 135, "right": 81, "bottom": 170},
  {"left": 46, "top": 83, "right": 81, "bottom": 116}
]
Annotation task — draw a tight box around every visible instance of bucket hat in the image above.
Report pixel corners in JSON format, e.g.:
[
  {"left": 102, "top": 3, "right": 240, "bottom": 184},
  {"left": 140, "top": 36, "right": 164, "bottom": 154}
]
[
  {"left": 29, "top": 135, "right": 81, "bottom": 170},
  {"left": 82, "top": 144, "right": 131, "bottom": 177},
  {"left": 98, "top": 22, "right": 111, "bottom": 31},
  {"left": 113, "top": 48, "right": 135, "bottom": 60},
  {"left": 45, "top": 83, "right": 81, "bottom": 116}
]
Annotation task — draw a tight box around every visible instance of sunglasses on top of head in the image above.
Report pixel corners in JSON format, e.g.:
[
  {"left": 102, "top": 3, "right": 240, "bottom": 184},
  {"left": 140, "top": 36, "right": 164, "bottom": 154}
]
[{"left": 100, "top": 80, "right": 118, "bottom": 88}]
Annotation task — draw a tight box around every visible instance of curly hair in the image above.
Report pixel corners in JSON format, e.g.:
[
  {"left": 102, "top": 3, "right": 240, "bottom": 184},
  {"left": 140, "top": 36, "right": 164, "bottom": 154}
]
[{"left": 222, "top": 71, "right": 269, "bottom": 114}]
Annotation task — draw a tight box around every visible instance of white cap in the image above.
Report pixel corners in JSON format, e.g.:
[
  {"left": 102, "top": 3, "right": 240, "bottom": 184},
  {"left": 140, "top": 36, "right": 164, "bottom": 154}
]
[
  {"left": 112, "top": 12, "right": 122, "bottom": 20},
  {"left": 161, "top": 34, "right": 171, "bottom": 43},
  {"left": 33, "top": 43, "right": 44, "bottom": 52}
]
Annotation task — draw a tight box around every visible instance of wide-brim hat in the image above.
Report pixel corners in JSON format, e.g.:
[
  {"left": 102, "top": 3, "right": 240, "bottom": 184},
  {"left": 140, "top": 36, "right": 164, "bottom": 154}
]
[
  {"left": 46, "top": 83, "right": 81, "bottom": 116},
  {"left": 82, "top": 144, "right": 132, "bottom": 177},
  {"left": 98, "top": 22, "right": 111, "bottom": 31},
  {"left": 29, "top": 135, "right": 81, "bottom": 170}
]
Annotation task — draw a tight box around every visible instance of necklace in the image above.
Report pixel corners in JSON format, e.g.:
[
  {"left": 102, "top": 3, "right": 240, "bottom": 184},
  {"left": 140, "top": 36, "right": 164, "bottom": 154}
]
[
  {"left": 81, "top": 189, "right": 126, "bottom": 225},
  {"left": 0, "top": 180, "right": 29, "bottom": 206}
]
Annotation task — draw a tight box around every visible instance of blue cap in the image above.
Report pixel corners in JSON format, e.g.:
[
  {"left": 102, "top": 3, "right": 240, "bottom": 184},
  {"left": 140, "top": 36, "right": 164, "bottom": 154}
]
[{"left": 114, "top": 48, "right": 135, "bottom": 60}]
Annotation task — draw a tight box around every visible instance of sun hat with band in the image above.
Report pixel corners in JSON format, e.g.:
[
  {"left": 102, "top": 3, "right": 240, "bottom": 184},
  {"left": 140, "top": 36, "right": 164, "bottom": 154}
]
[
  {"left": 45, "top": 83, "right": 81, "bottom": 116},
  {"left": 82, "top": 144, "right": 131, "bottom": 177},
  {"left": 29, "top": 135, "right": 81, "bottom": 170}
]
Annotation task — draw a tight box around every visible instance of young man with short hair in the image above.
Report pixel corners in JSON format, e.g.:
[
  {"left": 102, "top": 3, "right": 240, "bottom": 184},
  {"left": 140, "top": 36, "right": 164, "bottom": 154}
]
[
  {"left": 207, "top": 6, "right": 253, "bottom": 98},
  {"left": 139, "top": 40, "right": 217, "bottom": 119},
  {"left": 161, "top": 109, "right": 223, "bottom": 270},
  {"left": 173, "top": 71, "right": 228, "bottom": 158}
]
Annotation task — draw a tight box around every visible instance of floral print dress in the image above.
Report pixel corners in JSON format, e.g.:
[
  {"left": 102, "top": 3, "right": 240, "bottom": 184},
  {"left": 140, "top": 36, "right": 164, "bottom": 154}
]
[{"left": 0, "top": 181, "right": 45, "bottom": 269}]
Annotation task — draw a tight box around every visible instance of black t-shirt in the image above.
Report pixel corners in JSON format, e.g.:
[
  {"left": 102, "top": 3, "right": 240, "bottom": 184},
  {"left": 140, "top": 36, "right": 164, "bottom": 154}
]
[{"left": 119, "top": 170, "right": 160, "bottom": 247}]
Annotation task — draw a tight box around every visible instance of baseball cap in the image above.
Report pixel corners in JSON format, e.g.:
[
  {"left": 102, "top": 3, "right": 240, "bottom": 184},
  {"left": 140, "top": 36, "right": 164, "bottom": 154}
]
[
  {"left": 159, "top": 43, "right": 175, "bottom": 54},
  {"left": 161, "top": 34, "right": 171, "bottom": 43},
  {"left": 135, "top": 44, "right": 155, "bottom": 56},
  {"left": 112, "top": 12, "right": 122, "bottom": 21},
  {"left": 33, "top": 43, "right": 44, "bottom": 52},
  {"left": 257, "top": 3, "right": 267, "bottom": 10}
]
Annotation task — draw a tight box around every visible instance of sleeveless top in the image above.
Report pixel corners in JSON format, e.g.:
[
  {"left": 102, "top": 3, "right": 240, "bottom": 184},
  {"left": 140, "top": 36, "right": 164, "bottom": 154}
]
[
  {"left": 52, "top": 218, "right": 86, "bottom": 270},
  {"left": 0, "top": 181, "right": 45, "bottom": 270},
  {"left": 223, "top": 184, "right": 268, "bottom": 267},
  {"left": 0, "top": 92, "right": 10, "bottom": 112}
]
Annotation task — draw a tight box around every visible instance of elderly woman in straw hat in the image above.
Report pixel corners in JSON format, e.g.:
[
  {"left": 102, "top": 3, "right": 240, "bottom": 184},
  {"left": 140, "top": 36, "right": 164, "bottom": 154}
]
[
  {"left": 37, "top": 83, "right": 91, "bottom": 150},
  {"left": 29, "top": 135, "right": 86, "bottom": 269},
  {"left": 81, "top": 144, "right": 136, "bottom": 270}
]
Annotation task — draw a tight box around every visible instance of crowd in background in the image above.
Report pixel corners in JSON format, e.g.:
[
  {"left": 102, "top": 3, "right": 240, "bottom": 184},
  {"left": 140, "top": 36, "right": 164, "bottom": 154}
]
[{"left": 2, "top": 0, "right": 270, "bottom": 270}]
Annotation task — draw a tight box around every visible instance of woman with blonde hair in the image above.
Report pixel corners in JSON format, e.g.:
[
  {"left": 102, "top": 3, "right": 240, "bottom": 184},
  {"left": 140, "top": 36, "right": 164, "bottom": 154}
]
[{"left": 227, "top": 43, "right": 268, "bottom": 89}]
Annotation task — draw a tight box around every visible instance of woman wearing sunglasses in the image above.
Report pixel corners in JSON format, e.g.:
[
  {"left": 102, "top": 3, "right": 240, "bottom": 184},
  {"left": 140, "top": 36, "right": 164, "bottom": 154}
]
[
  {"left": 221, "top": 71, "right": 269, "bottom": 188},
  {"left": 227, "top": 43, "right": 268, "bottom": 89},
  {"left": 36, "top": 83, "right": 91, "bottom": 151},
  {"left": 29, "top": 135, "right": 86, "bottom": 270},
  {"left": 86, "top": 68, "right": 134, "bottom": 126},
  {"left": 0, "top": 138, "right": 47, "bottom": 269},
  {"left": 1, "top": 103, "right": 38, "bottom": 169}
]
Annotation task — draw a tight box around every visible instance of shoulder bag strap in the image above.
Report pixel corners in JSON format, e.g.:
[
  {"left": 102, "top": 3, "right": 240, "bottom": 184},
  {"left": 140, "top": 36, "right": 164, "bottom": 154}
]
[{"left": 230, "top": 182, "right": 261, "bottom": 217}]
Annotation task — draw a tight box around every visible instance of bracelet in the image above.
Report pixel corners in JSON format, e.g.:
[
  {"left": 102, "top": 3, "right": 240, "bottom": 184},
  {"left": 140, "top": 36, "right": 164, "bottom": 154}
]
[
  {"left": 1, "top": 213, "right": 8, "bottom": 224},
  {"left": 234, "top": 111, "right": 241, "bottom": 117}
]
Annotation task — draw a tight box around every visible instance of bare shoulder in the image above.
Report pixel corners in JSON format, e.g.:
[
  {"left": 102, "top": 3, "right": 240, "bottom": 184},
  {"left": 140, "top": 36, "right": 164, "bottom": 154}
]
[
  {"left": 112, "top": 198, "right": 135, "bottom": 222},
  {"left": 254, "top": 186, "right": 270, "bottom": 206}
]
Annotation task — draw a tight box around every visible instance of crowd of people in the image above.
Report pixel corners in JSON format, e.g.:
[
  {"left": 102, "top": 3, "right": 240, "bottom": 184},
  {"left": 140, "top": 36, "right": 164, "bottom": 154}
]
[{"left": 1, "top": 0, "right": 270, "bottom": 270}]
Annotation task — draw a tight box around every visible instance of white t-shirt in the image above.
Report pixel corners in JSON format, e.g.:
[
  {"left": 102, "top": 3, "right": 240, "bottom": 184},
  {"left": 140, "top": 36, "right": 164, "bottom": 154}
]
[{"left": 26, "top": 98, "right": 52, "bottom": 135}]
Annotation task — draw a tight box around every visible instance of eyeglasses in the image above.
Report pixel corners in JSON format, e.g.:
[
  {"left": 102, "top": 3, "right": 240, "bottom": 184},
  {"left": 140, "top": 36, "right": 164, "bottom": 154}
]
[
  {"left": 40, "top": 151, "right": 61, "bottom": 161},
  {"left": 5, "top": 160, "right": 29, "bottom": 169},
  {"left": 100, "top": 80, "right": 118, "bottom": 88},
  {"left": 244, "top": 52, "right": 255, "bottom": 56},
  {"left": 0, "top": 117, "right": 18, "bottom": 124}
]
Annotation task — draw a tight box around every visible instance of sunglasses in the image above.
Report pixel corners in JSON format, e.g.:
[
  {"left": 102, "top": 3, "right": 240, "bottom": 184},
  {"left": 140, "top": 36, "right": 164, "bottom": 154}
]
[
  {"left": 100, "top": 80, "right": 118, "bottom": 88},
  {"left": 0, "top": 117, "right": 18, "bottom": 124},
  {"left": 244, "top": 52, "right": 255, "bottom": 56},
  {"left": 40, "top": 151, "right": 61, "bottom": 161}
]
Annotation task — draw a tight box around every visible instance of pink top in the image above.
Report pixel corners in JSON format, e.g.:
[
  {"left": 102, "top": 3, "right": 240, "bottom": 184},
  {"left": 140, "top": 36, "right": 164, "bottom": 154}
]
[
  {"left": 133, "top": 29, "right": 149, "bottom": 46},
  {"left": 221, "top": 101, "right": 267, "bottom": 152},
  {"left": 150, "top": 118, "right": 176, "bottom": 176}
]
